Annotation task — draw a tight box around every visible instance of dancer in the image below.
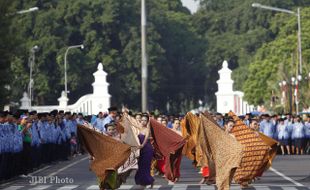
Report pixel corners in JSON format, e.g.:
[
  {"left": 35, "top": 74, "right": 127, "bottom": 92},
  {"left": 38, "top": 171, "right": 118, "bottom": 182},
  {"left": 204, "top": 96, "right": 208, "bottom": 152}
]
[{"left": 134, "top": 113, "right": 154, "bottom": 188}]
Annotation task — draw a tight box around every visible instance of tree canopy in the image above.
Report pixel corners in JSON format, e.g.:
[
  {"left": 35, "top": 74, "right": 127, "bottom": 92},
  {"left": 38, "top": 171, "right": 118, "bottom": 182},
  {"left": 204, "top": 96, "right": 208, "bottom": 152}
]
[{"left": 1, "top": 0, "right": 310, "bottom": 113}]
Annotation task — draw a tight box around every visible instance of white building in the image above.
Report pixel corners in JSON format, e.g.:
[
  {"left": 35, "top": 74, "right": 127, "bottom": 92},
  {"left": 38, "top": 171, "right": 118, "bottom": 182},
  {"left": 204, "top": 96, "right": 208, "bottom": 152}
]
[
  {"left": 20, "top": 63, "right": 111, "bottom": 115},
  {"left": 215, "top": 60, "right": 254, "bottom": 115}
]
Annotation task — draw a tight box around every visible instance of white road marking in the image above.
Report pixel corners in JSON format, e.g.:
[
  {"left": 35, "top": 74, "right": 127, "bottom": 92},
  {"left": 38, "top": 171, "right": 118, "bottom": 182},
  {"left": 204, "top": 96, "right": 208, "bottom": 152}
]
[
  {"left": 2, "top": 186, "right": 24, "bottom": 190},
  {"left": 118, "top": 185, "right": 134, "bottom": 189},
  {"left": 29, "top": 166, "right": 52, "bottom": 176},
  {"left": 270, "top": 167, "right": 304, "bottom": 187},
  {"left": 56, "top": 185, "right": 79, "bottom": 189},
  {"left": 282, "top": 187, "right": 302, "bottom": 190},
  {"left": 86, "top": 185, "right": 99, "bottom": 189},
  {"left": 29, "top": 185, "right": 51, "bottom": 189}
]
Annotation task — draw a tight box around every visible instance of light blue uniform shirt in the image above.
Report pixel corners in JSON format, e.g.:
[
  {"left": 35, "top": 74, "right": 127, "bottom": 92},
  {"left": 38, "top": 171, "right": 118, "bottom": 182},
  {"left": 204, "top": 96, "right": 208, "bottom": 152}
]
[
  {"left": 49, "top": 123, "right": 56, "bottom": 143},
  {"left": 244, "top": 120, "right": 250, "bottom": 127},
  {"left": 94, "top": 117, "right": 106, "bottom": 132},
  {"left": 31, "top": 122, "right": 40, "bottom": 147},
  {"left": 260, "top": 120, "right": 275, "bottom": 138},
  {"left": 8, "top": 124, "right": 13, "bottom": 152},
  {"left": 63, "top": 119, "right": 72, "bottom": 140},
  {"left": 71, "top": 120, "right": 77, "bottom": 136},
  {"left": 91, "top": 115, "right": 97, "bottom": 125},
  {"left": 305, "top": 122, "right": 310, "bottom": 139},
  {"left": 54, "top": 125, "right": 62, "bottom": 144},
  {"left": 13, "top": 124, "right": 23, "bottom": 153},
  {"left": 277, "top": 123, "right": 290, "bottom": 140},
  {"left": 2, "top": 124, "right": 10, "bottom": 153},
  {"left": 76, "top": 118, "right": 85, "bottom": 125},
  {"left": 291, "top": 122, "right": 306, "bottom": 139},
  {"left": 103, "top": 115, "right": 114, "bottom": 129},
  {"left": 0, "top": 124, "right": 6, "bottom": 153},
  {"left": 37, "top": 120, "right": 46, "bottom": 144}
]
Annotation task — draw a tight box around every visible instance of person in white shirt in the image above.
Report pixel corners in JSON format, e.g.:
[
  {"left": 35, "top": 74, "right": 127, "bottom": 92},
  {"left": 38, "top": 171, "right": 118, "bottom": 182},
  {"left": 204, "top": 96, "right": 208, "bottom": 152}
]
[
  {"left": 291, "top": 116, "right": 307, "bottom": 155},
  {"left": 276, "top": 118, "right": 290, "bottom": 155},
  {"left": 102, "top": 107, "right": 118, "bottom": 129}
]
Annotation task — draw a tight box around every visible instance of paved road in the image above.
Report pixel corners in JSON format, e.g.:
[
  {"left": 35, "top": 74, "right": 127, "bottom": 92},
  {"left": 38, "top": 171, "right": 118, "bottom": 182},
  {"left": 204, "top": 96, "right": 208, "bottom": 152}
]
[{"left": 1, "top": 154, "right": 309, "bottom": 190}]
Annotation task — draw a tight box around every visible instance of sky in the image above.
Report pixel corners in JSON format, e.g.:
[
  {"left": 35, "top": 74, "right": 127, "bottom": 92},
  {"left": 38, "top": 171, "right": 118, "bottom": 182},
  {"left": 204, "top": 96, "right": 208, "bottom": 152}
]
[{"left": 181, "top": 0, "right": 200, "bottom": 14}]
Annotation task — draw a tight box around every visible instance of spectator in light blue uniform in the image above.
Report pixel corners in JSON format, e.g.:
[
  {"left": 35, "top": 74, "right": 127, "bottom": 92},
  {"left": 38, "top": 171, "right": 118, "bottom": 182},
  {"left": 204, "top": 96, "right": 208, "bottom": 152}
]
[
  {"left": 91, "top": 115, "right": 97, "bottom": 125},
  {"left": 243, "top": 113, "right": 251, "bottom": 127},
  {"left": 276, "top": 118, "right": 290, "bottom": 155},
  {"left": 13, "top": 121, "right": 23, "bottom": 175},
  {"left": 38, "top": 113, "right": 49, "bottom": 163},
  {"left": 291, "top": 116, "right": 307, "bottom": 155},
  {"left": 284, "top": 113, "right": 294, "bottom": 151},
  {"left": 63, "top": 112, "right": 72, "bottom": 140},
  {"left": 215, "top": 113, "right": 224, "bottom": 128},
  {"left": 70, "top": 113, "right": 78, "bottom": 156},
  {"left": 102, "top": 107, "right": 118, "bottom": 131},
  {"left": 305, "top": 116, "right": 310, "bottom": 154},
  {"left": 13, "top": 124, "right": 23, "bottom": 153},
  {"left": 93, "top": 112, "right": 105, "bottom": 132},
  {"left": 71, "top": 113, "right": 77, "bottom": 136},
  {"left": 259, "top": 114, "right": 276, "bottom": 139},
  {"left": 0, "top": 122, "right": 9, "bottom": 179},
  {"left": 63, "top": 112, "right": 72, "bottom": 159},
  {"left": 76, "top": 113, "right": 85, "bottom": 125},
  {"left": 29, "top": 112, "right": 41, "bottom": 169}
]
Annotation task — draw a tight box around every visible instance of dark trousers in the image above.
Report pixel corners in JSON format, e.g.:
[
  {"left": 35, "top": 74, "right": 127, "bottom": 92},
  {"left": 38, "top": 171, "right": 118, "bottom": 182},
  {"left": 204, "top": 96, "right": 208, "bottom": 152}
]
[{"left": 21, "top": 142, "right": 32, "bottom": 175}]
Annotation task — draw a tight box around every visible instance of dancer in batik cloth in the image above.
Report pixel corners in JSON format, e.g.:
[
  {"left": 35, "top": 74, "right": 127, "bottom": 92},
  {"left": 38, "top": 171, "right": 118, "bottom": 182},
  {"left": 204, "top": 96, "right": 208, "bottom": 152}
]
[
  {"left": 181, "top": 112, "right": 212, "bottom": 184},
  {"left": 228, "top": 112, "right": 278, "bottom": 188},
  {"left": 77, "top": 123, "right": 131, "bottom": 190},
  {"left": 150, "top": 117, "right": 186, "bottom": 183},
  {"left": 155, "top": 118, "right": 183, "bottom": 182},
  {"left": 198, "top": 113, "right": 243, "bottom": 190}
]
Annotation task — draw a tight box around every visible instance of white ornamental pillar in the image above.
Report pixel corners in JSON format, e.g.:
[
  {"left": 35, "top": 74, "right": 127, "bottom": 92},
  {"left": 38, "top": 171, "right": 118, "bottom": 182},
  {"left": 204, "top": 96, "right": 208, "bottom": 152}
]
[
  {"left": 91, "top": 63, "right": 111, "bottom": 114},
  {"left": 20, "top": 92, "right": 31, "bottom": 110},
  {"left": 58, "top": 91, "right": 68, "bottom": 110},
  {"left": 215, "top": 60, "right": 235, "bottom": 114}
]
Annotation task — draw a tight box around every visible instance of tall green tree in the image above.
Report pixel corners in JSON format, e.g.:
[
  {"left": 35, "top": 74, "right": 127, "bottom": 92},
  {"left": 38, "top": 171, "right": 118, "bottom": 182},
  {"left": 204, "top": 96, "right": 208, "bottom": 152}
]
[
  {"left": 243, "top": 7, "right": 310, "bottom": 111},
  {"left": 0, "top": 0, "right": 19, "bottom": 108}
]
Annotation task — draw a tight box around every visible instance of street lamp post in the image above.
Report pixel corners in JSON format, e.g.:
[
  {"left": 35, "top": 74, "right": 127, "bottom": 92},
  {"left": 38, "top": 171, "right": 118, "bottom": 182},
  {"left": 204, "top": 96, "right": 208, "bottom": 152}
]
[
  {"left": 28, "top": 45, "right": 39, "bottom": 111},
  {"left": 252, "top": 3, "right": 303, "bottom": 114},
  {"left": 64, "top": 44, "right": 84, "bottom": 98},
  {"left": 141, "top": 0, "right": 148, "bottom": 112},
  {"left": 296, "top": 74, "right": 303, "bottom": 114},
  {"left": 279, "top": 81, "right": 287, "bottom": 106},
  {"left": 291, "top": 77, "right": 295, "bottom": 113}
]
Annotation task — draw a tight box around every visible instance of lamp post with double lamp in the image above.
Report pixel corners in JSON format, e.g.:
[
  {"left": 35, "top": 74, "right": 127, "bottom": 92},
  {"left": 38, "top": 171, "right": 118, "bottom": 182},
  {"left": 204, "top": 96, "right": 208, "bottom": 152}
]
[
  {"left": 291, "top": 77, "right": 296, "bottom": 113},
  {"left": 278, "top": 80, "right": 287, "bottom": 108},
  {"left": 297, "top": 74, "right": 302, "bottom": 114},
  {"left": 290, "top": 76, "right": 302, "bottom": 114},
  {"left": 252, "top": 3, "right": 302, "bottom": 75},
  {"left": 28, "top": 45, "right": 39, "bottom": 111},
  {"left": 64, "top": 44, "right": 84, "bottom": 98},
  {"left": 252, "top": 3, "right": 303, "bottom": 114}
]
